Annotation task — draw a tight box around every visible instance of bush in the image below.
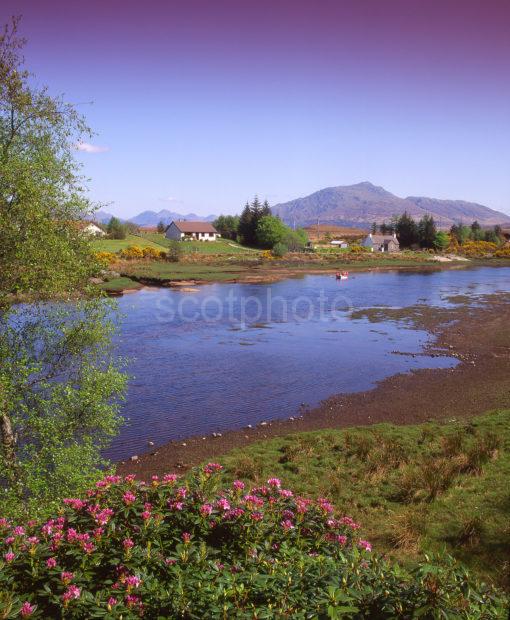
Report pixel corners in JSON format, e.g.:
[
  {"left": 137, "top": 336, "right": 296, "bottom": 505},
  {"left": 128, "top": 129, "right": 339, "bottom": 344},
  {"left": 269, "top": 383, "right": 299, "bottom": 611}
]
[
  {"left": 459, "top": 241, "right": 498, "bottom": 257},
  {"left": 94, "top": 251, "right": 117, "bottom": 267},
  {"left": 166, "top": 241, "right": 182, "bottom": 262},
  {"left": 0, "top": 466, "right": 506, "bottom": 618},
  {"left": 141, "top": 246, "right": 162, "bottom": 260},
  {"left": 119, "top": 245, "right": 145, "bottom": 260},
  {"left": 271, "top": 242, "right": 288, "bottom": 257}
]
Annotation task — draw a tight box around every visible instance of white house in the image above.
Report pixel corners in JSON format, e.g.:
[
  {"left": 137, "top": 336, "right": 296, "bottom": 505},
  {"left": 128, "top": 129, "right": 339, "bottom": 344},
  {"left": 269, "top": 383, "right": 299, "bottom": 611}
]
[
  {"left": 165, "top": 221, "right": 220, "bottom": 242},
  {"left": 330, "top": 239, "right": 349, "bottom": 248},
  {"left": 362, "top": 233, "right": 400, "bottom": 253},
  {"left": 77, "top": 222, "right": 106, "bottom": 237}
]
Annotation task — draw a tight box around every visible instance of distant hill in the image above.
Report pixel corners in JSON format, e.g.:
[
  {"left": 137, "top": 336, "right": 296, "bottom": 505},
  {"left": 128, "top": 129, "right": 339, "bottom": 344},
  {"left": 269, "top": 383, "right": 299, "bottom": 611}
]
[
  {"left": 272, "top": 182, "right": 510, "bottom": 229},
  {"left": 128, "top": 210, "right": 216, "bottom": 227}
]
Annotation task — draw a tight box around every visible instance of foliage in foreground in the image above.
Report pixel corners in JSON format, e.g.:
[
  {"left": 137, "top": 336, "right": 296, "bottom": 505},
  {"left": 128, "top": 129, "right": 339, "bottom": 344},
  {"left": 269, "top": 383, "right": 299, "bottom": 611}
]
[
  {"left": 219, "top": 410, "right": 510, "bottom": 589},
  {"left": 0, "top": 466, "right": 507, "bottom": 619}
]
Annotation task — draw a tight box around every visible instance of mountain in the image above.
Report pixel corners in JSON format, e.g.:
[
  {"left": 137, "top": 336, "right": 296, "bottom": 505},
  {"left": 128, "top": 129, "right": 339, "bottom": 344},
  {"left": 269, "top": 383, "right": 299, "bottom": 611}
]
[
  {"left": 92, "top": 210, "right": 118, "bottom": 224},
  {"left": 272, "top": 182, "right": 510, "bottom": 229},
  {"left": 127, "top": 210, "right": 216, "bottom": 227}
]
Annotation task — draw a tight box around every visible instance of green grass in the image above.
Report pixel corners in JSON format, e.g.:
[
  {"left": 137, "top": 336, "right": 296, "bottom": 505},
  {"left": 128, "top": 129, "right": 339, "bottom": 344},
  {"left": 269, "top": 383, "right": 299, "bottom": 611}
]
[
  {"left": 140, "top": 233, "right": 259, "bottom": 254},
  {"left": 122, "top": 261, "right": 254, "bottom": 282},
  {"left": 91, "top": 234, "right": 167, "bottom": 252},
  {"left": 217, "top": 410, "right": 510, "bottom": 588},
  {"left": 99, "top": 276, "right": 143, "bottom": 292}
]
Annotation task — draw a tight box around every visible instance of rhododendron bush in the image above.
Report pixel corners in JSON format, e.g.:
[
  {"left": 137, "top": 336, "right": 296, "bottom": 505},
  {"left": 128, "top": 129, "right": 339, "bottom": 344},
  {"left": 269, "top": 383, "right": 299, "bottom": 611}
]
[{"left": 0, "top": 466, "right": 505, "bottom": 618}]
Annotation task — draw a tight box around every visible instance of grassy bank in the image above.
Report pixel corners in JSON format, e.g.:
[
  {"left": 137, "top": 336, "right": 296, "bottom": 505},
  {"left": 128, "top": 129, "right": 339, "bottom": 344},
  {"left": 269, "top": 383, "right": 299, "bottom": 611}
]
[
  {"left": 216, "top": 409, "right": 510, "bottom": 589},
  {"left": 91, "top": 234, "right": 167, "bottom": 252}
]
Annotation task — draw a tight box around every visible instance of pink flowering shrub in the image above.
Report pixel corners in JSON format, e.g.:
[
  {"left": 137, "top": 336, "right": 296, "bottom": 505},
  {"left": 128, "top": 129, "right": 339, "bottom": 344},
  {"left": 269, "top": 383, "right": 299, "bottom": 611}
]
[{"left": 0, "top": 466, "right": 505, "bottom": 618}]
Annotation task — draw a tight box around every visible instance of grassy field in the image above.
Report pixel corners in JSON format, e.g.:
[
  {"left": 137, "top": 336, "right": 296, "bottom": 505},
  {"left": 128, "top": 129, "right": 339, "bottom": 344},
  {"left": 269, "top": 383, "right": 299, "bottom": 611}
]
[
  {"left": 92, "top": 234, "right": 167, "bottom": 252},
  {"left": 99, "top": 276, "right": 143, "bottom": 292},
  {"left": 216, "top": 409, "right": 510, "bottom": 588},
  {"left": 121, "top": 261, "right": 254, "bottom": 282},
  {"left": 140, "top": 233, "right": 259, "bottom": 254}
]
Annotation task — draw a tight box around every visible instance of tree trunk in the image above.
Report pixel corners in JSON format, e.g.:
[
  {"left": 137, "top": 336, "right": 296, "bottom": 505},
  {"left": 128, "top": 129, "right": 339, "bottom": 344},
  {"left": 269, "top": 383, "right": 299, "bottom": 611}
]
[{"left": 0, "top": 380, "right": 18, "bottom": 485}]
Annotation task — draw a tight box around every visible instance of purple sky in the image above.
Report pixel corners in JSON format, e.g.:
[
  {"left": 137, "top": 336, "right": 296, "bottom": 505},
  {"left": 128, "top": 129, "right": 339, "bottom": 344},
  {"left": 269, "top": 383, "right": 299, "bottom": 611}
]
[{"left": 2, "top": 0, "right": 510, "bottom": 217}]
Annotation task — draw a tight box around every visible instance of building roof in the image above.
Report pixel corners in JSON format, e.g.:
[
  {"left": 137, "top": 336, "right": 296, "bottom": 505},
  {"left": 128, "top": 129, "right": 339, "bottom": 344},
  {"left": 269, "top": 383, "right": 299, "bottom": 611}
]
[
  {"left": 170, "top": 221, "right": 218, "bottom": 234},
  {"left": 365, "top": 234, "right": 399, "bottom": 245}
]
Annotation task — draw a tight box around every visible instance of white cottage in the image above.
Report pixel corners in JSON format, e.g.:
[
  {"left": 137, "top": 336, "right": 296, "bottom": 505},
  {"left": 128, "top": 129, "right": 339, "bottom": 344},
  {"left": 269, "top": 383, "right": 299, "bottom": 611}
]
[
  {"left": 362, "top": 233, "right": 400, "bottom": 252},
  {"left": 165, "top": 220, "right": 220, "bottom": 242}
]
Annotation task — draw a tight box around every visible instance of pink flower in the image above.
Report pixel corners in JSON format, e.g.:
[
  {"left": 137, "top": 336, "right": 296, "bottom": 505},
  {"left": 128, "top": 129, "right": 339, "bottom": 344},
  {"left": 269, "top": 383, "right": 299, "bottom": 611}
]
[
  {"left": 4, "top": 536, "right": 14, "bottom": 545},
  {"left": 123, "top": 538, "right": 134, "bottom": 550},
  {"left": 46, "top": 557, "right": 57, "bottom": 568},
  {"left": 124, "top": 474, "right": 136, "bottom": 483},
  {"left": 281, "top": 519, "right": 295, "bottom": 531},
  {"left": 27, "top": 536, "right": 39, "bottom": 546},
  {"left": 358, "top": 539, "right": 372, "bottom": 552},
  {"left": 123, "top": 491, "right": 136, "bottom": 505},
  {"left": 12, "top": 526, "right": 25, "bottom": 537},
  {"left": 20, "top": 602, "right": 35, "bottom": 617},
  {"left": 182, "top": 532, "right": 191, "bottom": 544},
  {"left": 339, "top": 516, "right": 360, "bottom": 530},
  {"left": 162, "top": 473, "right": 178, "bottom": 484},
  {"left": 93, "top": 527, "right": 104, "bottom": 540},
  {"left": 232, "top": 480, "right": 245, "bottom": 491},
  {"left": 279, "top": 489, "right": 293, "bottom": 498},
  {"left": 107, "top": 597, "right": 118, "bottom": 609},
  {"left": 250, "top": 511, "right": 263, "bottom": 521},
  {"left": 61, "top": 571, "right": 74, "bottom": 584},
  {"left": 125, "top": 575, "right": 141, "bottom": 588},
  {"left": 317, "top": 498, "right": 334, "bottom": 514},
  {"left": 141, "top": 511, "right": 151, "bottom": 520},
  {"left": 200, "top": 503, "right": 213, "bottom": 516},
  {"left": 95, "top": 508, "right": 114, "bottom": 525},
  {"left": 62, "top": 585, "right": 81, "bottom": 603},
  {"left": 4, "top": 552, "right": 15, "bottom": 563},
  {"left": 267, "top": 478, "right": 281, "bottom": 489},
  {"left": 216, "top": 498, "right": 231, "bottom": 511},
  {"left": 0, "top": 518, "right": 9, "bottom": 529},
  {"left": 176, "top": 487, "right": 187, "bottom": 499},
  {"left": 337, "top": 535, "right": 348, "bottom": 545},
  {"left": 168, "top": 501, "right": 184, "bottom": 511},
  {"left": 125, "top": 594, "right": 140, "bottom": 608},
  {"left": 63, "top": 498, "right": 86, "bottom": 510},
  {"left": 82, "top": 542, "right": 95, "bottom": 554},
  {"left": 203, "top": 462, "right": 223, "bottom": 475}
]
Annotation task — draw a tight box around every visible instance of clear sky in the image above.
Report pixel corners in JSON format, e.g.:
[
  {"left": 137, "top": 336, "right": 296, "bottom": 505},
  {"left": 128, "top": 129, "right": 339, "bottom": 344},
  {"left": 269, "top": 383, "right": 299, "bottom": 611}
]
[{"left": 3, "top": 0, "right": 510, "bottom": 218}]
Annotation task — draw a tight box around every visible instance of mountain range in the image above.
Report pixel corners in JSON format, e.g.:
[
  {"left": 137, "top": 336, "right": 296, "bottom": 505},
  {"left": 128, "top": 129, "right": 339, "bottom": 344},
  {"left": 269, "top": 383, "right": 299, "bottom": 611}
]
[
  {"left": 93, "top": 209, "right": 216, "bottom": 226},
  {"left": 272, "top": 182, "right": 510, "bottom": 229},
  {"left": 93, "top": 183, "right": 510, "bottom": 229}
]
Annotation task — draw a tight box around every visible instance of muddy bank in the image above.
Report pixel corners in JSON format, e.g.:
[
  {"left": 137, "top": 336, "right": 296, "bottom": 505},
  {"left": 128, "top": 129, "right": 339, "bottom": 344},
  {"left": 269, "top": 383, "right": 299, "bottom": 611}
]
[{"left": 117, "top": 293, "right": 510, "bottom": 477}]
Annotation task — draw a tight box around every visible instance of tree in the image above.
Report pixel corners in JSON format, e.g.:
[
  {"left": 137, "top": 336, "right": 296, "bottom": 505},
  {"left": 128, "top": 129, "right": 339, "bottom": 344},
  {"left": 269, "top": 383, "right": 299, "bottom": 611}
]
[
  {"left": 0, "top": 18, "right": 125, "bottom": 517},
  {"left": 157, "top": 220, "right": 166, "bottom": 233},
  {"left": 418, "top": 215, "right": 437, "bottom": 248},
  {"left": 283, "top": 228, "right": 308, "bottom": 251},
  {"left": 470, "top": 220, "right": 483, "bottom": 241},
  {"left": 213, "top": 215, "right": 239, "bottom": 240},
  {"left": 379, "top": 222, "right": 388, "bottom": 235},
  {"left": 255, "top": 215, "right": 289, "bottom": 249},
  {"left": 238, "top": 202, "right": 255, "bottom": 245},
  {"left": 371, "top": 222, "right": 377, "bottom": 234},
  {"left": 434, "top": 231, "right": 450, "bottom": 251},
  {"left": 261, "top": 199, "right": 272, "bottom": 217},
  {"left": 395, "top": 212, "right": 419, "bottom": 249},
  {"left": 107, "top": 216, "right": 127, "bottom": 239}
]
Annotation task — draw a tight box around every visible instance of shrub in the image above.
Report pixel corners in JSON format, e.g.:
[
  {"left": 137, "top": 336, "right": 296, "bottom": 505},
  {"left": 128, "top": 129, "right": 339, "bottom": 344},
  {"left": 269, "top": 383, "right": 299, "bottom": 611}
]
[
  {"left": 0, "top": 466, "right": 506, "bottom": 618},
  {"left": 271, "top": 242, "right": 288, "bottom": 257},
  {"left": 166, "top": 241, "right": 182, "bottom": 262},
  {"left": 94, "top": 251, "right": 117, "bottom": 267},
  {"left": 494, "top": 246, "right": 510, "bottom": 257},
  {"left": 141, "top": 246, "right": 162, "bottom": 259},
  {"left": 459, "top": 240, "right": 498, "bottom": 258},
  {"left": 119, "top": 245, "right": 144, "bottom": 260}
]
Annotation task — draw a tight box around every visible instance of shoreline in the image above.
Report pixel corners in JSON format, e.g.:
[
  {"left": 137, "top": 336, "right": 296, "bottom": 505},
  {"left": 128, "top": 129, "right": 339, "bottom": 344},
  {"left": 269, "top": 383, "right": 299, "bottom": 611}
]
[
  {"left": 117, "top": 290, "right": 510, "bottom": 477},
  {"left": 104, "top": 256, "right": 492, "bottom": 295}
]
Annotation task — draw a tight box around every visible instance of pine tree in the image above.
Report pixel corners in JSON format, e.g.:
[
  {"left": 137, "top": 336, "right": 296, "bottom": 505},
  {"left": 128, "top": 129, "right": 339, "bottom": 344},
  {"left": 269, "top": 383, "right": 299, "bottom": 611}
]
[
  {"left": 418, "top": 215, "right": 437, "bottom": 248},
  {"left": 261, "top": 199, "right": 272, "bottom": 217},
  {"left": 395, "top": 212, "right": 419, "bottom": 248},
  {"left": 371, "top": 222, "right": 377, "bottom": 234},
  {"left": 238, "top": 202, "right": 255, "bottom": 246},
  {"left": 157, "top": 220, "right": 166, "bottom": 233}
]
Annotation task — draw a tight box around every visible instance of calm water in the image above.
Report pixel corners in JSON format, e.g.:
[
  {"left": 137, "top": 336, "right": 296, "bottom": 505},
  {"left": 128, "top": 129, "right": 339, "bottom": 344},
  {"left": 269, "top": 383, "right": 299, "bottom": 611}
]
[{"left": 107, "top": 266, "right": 510, "bottom": 460}]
